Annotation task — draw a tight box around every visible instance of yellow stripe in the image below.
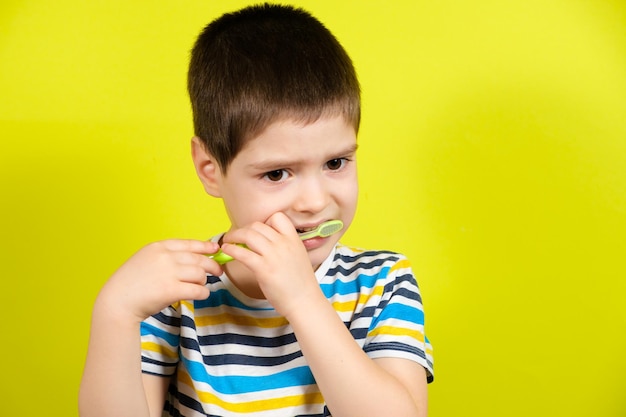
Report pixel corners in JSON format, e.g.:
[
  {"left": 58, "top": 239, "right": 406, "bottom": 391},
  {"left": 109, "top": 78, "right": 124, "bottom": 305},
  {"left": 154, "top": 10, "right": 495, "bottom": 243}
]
[
  {"left": 331, "top": 285, "right": 384, "bottom": 312},
  {"left": 178, "top": 369, "right": 324, "bottom": 412},
  {"left": 389, "top": 258, "right": 411, "bottom": 273},
  {"left": 368, "top": 325, "right": 425, "bottom": 343},
  {"left": 141, "top": 341, "right": 178, "bottom": 359},
  {"left": 195, "top": 313, "right": 289, "bottom": 328},
  {"left": 179, "top": 298, "right": 287, "bottom": 328},
  {"left": 198, "top": 390, "right": 324, "bottom": 413},
  {"left": 341, "top": 244, "right": 365, "bottom": 253},
  {"left": 331, "top": 299, "right": 356, "bottom": 313}
]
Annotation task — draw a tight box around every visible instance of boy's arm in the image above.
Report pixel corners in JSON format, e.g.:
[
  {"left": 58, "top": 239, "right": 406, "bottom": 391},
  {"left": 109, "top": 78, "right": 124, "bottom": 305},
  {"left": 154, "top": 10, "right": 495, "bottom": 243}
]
[
  {"left": 374, "top": 357, "right": 428, "bottom": 414},
  {"left": 287, "top": 295, "right": 428, "bottom": 417},
  {"left": 79, "top": 301, "right": 154, "bottom": 417},
  {"left": 79, "top": 239, "right": 221, "bottom": 417},
  {"left": 223, "top": 214, "right": 429, "bottom": 417},
  {"left": 143, "top": 374, "right": 172, "bottom": 416}
]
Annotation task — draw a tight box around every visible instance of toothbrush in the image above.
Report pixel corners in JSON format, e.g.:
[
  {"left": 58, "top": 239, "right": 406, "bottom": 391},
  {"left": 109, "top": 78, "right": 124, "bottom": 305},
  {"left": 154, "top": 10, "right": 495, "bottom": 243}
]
[
  {"left": 209, "top": 219, "right": 344, "bottom": 265},
  {"left": 297, "top": 219, "right": 343, "bottom": 240}
]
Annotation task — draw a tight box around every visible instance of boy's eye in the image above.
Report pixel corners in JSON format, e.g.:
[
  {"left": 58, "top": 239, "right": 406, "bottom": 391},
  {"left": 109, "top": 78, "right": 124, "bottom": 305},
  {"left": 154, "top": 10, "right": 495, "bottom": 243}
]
[
  {"left": 263, "top": 169, "right": 288, "bottom": 182},
  {"left": 326, "top": 158, "right": 346, "bottom": 171}
]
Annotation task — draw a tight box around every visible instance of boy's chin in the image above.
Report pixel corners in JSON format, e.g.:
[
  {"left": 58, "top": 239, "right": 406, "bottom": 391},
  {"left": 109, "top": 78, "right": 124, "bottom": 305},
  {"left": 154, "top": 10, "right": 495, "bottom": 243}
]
[{"left": 307, "top": 243, "right": 336, "bottom": 271}]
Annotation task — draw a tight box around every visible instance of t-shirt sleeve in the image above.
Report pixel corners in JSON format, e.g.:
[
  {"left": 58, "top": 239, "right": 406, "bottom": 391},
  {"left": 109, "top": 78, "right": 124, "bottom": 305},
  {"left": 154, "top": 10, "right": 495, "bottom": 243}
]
[
  {"left": 140, "top": 303, "right": 182, "bottom": 377},
  {"left": 363, "top": 257, "right": 434, "bottom": 382}
]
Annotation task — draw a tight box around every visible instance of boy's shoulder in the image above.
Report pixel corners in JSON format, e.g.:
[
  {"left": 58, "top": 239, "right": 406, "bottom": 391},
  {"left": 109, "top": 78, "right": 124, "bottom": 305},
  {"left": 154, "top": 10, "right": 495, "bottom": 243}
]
[
  {"left": 332, "top": 243, "right": 411, "bottom": 270},
  {"left": 334, "top": 243, "right": 406, "bottom": 258},
  {"left": 322, "top": 244, "right": 421, "bottom": 295}
]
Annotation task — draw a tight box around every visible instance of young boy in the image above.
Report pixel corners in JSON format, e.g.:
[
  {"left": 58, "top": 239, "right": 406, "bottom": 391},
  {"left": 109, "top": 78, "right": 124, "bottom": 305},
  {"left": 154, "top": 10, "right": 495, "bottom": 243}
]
[{"left": 79, "top": 4, "right": 433, "bottom": 417}]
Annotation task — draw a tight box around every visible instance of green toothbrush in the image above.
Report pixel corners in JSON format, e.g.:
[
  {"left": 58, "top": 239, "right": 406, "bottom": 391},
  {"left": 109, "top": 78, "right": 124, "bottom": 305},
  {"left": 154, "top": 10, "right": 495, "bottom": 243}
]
[{"left": 209, "top": 219, "right": 344, "bottom": 265}]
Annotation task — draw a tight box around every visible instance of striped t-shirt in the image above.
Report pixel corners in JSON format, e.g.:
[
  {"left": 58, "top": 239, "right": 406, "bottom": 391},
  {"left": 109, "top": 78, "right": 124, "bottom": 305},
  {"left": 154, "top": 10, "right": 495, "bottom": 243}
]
[{"left": 141, "top": 243, "right": 434, "bottom": 416}]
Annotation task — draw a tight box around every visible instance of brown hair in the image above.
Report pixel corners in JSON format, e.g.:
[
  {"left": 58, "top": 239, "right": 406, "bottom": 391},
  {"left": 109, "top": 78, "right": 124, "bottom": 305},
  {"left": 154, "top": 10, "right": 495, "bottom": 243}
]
[{"left": 188, "top": 3, "right": 361, "bottom": 173}]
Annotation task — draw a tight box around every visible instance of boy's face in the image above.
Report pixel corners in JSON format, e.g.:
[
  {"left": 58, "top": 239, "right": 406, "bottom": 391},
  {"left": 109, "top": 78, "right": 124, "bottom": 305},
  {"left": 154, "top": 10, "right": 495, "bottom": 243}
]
[{"left": 200, "top": 116, "right": 358, "bottom": 268}]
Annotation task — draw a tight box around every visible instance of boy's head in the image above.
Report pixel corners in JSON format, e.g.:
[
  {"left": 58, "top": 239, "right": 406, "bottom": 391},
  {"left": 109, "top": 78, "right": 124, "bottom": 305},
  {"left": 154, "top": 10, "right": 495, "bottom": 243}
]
[{"left": 188, "top": 3, "right": 361, "bottom": 173}]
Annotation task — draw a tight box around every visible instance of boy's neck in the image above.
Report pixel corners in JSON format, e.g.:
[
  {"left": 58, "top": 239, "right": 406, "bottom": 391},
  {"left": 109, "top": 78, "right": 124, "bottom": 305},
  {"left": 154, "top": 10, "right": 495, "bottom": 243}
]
[{"left": 222, "top": 262, "right": 266, "bottom": 299}]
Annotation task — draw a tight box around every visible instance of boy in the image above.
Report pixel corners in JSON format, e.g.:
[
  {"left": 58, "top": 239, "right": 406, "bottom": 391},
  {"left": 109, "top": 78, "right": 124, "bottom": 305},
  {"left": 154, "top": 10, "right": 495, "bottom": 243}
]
[{"left": 79, "top": 4, "right": 433, "bottom": 417}]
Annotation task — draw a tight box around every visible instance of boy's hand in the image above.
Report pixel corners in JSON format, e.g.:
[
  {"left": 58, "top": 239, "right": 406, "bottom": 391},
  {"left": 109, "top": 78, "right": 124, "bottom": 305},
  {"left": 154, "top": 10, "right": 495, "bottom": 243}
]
[
  {"left": 96, "top": 239, "right": 222, "bottom": 323},
  {"left": 221, "top": 212, "right": 322, "bottom": 317}
]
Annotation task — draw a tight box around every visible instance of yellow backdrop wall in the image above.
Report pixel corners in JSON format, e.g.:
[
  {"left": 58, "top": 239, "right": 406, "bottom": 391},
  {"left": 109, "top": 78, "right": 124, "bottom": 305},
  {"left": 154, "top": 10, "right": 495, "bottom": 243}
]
[{"left": 1, "top": 1, "right": 625, "bottom": 416}]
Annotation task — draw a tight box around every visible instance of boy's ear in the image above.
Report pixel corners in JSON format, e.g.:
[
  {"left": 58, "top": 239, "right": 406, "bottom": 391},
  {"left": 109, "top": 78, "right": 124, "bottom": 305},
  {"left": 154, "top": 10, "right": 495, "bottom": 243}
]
[{"left": 191, "top": 137, "right": 222, "bottom": 197}]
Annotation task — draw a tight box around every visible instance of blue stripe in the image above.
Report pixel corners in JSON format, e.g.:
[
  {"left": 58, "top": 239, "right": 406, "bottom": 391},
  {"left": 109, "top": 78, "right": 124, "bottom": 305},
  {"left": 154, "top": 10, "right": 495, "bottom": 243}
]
[
  {"left": 320, "top": 267, "right": 390, "bottom": 297},
  {"left": 141, "top": 321, "right": 180, "bottom": 347},
  {"left": 371, "top": 303, "right": 424, "bottom": 329},
  {"left": 183, "top": 358, "right": 316, "bottom": 395},
  {"left": 194, "top": 288, "right": 275, "bottom": 311}
]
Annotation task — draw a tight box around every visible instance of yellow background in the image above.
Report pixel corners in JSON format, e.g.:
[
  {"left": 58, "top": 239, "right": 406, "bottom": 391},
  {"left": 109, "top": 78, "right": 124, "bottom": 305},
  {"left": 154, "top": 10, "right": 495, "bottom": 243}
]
[{"left": 1, "top": 1, "right": 625, "bottom": 416}]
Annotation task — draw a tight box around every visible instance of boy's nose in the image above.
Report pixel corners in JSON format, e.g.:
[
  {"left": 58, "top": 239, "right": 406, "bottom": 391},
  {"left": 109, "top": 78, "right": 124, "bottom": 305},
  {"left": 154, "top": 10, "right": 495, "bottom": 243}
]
[{"left": 293, "top": 176, "right": 330, "bottom": 213}]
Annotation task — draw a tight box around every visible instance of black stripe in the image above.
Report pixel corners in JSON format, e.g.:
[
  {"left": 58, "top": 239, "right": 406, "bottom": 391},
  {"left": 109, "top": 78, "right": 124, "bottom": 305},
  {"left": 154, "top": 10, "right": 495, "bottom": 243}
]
[
  {"left": 365, "top": 341, "right": 426, "bottom": 359},
  {"left": 180, "top": 336, "right": 304, "bottom": 367},
  {"left": 349, "top": 327, "right": 369, "bottom": 339},
  {"left": 328, "top": 250, "right": 401, "bottom": 276},
  {"left": 165, "top": 385, "right": 220, "bottom": 417},
  {"left": 142, "top": 357, "right": 178, "bottom": 370},
  {"left": 152, "top": 310, "right": 181, "bottom": 327},
  {"left": 199, "top": 331, "right": 298, "bottom": 348}
]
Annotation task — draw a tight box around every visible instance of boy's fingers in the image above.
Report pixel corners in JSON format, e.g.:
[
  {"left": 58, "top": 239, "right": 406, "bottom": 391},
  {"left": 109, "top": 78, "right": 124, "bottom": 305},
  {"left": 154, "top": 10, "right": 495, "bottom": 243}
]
[
  {"left": 162, "top": 239, "right": 219, "bottom": 254},
  {"left": 176, "top": 263, "right": 208, "bottom": 283},
  {"left": 220, "top": 242, "right": 259, "bottom": 266},
  {"left": 199, "top": 254, "right": 224, "bottom": 276},
  {"left": 223, "top": 225, "right": 268, "bottom": 250},
  {"left": 177, "top": 282, "right": 211, "bottom": 301},
  {"left": 265, "top": 212, "right": 298, "bottom": 237},
  {"left": 246, "top": 214, "right": 295, "bottom": 243},
  {"left": 220, "top": 242, "right": 248, "bottom": 257},
  {"left": 183, "top": 253, "right": 224, "bottom": 279},
  {"left": 246, "top": 221, "right": 273, "bottom": 236}
]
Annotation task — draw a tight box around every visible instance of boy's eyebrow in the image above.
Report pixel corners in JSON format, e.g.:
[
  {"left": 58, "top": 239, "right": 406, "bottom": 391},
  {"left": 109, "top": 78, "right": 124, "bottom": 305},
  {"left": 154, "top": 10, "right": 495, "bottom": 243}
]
[
  {"left": 332, "top": 143, "right": 359, "bottom": 157},
  {"left": 249, "top": 143, "right": 358, "bottom": 170}
]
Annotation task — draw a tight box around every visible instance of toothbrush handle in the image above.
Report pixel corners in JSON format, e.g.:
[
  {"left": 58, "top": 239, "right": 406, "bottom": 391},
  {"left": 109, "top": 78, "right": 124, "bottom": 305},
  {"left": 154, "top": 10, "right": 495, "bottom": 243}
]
[
  {"left": 208, "top": 249, "right": 234, "bottom": 265},
  {"left": 297, "top": 230, "right": 317, "bottom": 240},
  {"left": 208, "top": 243, "right": 249, "bottom": 264}
]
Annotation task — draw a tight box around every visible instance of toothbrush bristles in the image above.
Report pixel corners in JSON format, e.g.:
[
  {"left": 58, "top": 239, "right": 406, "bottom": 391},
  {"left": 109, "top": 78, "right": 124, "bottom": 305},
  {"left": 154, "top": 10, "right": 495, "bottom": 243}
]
[{"left": 318, "top": 221, "right": 343, "bottom": 237}]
